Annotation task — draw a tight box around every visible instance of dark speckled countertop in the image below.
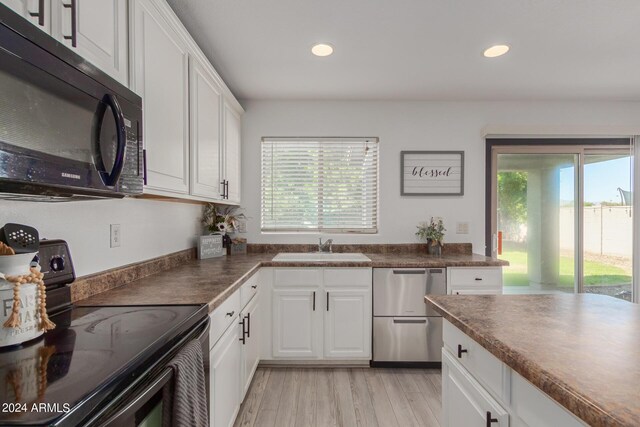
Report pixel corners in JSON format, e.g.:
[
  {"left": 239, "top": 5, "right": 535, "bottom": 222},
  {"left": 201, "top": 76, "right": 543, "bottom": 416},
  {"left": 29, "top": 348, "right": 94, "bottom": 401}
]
[
  {"left": 77, "top": 252, "right": 506, "bottom": 312},
  {"left": 425, "top": 294, "right": 640, "bottom": 427}
]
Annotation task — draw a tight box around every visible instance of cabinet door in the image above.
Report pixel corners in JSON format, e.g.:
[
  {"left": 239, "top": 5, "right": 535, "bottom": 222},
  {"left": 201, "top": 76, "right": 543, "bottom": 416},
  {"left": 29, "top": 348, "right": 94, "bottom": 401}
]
[
  {"left": 442, "top": 350, "right": 509, "bottom": 427},
  {"left": 272, "top": 288, "right": 320, "bottom": 358},
  {"left": 51, "top": 0, "right": 128, "bottom": 85},
  {"left": 240, "top": 295, "right": 260, "bottom": 399},
  {"left": 189, "top": 56, "right": 222, "bottom": 200},
  {"left": 223, "top": 99, "right": 241, "bottom": 203},
  {"left": 324, "top": 288, "right": 371, "bottom": 359},
  {"left": 210, "top": 322, "right": 241, "bottom": 427},
  {"left": 4, "top": 0, "right": 51, "bottom": 33},
  {"left": 131, "top": 0, "right": 189, "bottom": 194}
]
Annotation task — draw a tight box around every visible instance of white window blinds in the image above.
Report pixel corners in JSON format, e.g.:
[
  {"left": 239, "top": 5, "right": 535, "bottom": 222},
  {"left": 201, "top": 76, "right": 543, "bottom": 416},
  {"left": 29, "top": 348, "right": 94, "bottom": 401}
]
[{"left": 261, "top": 137, "right": 379, "bottom": 233}]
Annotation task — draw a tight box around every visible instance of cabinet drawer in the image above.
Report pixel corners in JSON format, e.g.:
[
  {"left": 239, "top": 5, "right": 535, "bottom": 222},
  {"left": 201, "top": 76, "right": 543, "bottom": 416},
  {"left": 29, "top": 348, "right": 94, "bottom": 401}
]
[
  {"left": 274, "top": 268, "right": 322, "bottom": 287},
  {"left": 443, "top": 320, "right": 509, "bottom": 403},
  {"left": 209, "top": 290, "right": 241, "bottom": 348},
  {"left": 451, "top": 288, "right": 502, "bottom": 296},
  {"left": 324, "top": 268, "right": 371, "bottom": 287},
  {"left": 240, "top": 272, "right": 259, "bottom": 309},
  {"left": 448, "top": 267, "right": 502, "bottom": 287}
]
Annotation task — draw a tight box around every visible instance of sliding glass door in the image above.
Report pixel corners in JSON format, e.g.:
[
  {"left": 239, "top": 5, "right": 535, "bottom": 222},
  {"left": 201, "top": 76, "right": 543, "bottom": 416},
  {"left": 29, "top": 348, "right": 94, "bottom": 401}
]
[
  {"left": 583, "top": 151, "right": 633, "bottom": 300},
  {"left": 489, "top": 140, "right": 633, "bottom": 301}
]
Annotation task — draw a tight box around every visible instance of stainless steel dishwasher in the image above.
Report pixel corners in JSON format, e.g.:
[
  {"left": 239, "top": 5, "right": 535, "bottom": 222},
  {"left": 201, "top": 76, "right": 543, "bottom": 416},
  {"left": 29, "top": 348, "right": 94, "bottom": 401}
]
[{"left": 372, "top": 268, "right": 446, "bottom": 367}]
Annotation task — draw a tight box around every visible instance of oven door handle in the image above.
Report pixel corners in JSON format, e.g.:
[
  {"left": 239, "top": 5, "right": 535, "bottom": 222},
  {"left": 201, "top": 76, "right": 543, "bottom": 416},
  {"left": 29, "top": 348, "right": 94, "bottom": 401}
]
[
  {"left": 98, "top": 94, "right": 127, "bottom": 187},
  {"left": 101, "top": 367, "right": 173, "bottom": 427}
]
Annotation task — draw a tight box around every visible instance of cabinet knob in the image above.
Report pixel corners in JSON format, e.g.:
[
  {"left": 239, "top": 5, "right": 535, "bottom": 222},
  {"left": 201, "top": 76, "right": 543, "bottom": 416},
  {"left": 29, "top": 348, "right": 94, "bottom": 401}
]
[
  {"left": 457, "top": 344, "right": 468, "bottom": 358},
  {"left": 251, "top": 285, "right": 257, "bottom": 289},
  {"left": 486, "top": 411, "right": 498, "bottom": 426}
]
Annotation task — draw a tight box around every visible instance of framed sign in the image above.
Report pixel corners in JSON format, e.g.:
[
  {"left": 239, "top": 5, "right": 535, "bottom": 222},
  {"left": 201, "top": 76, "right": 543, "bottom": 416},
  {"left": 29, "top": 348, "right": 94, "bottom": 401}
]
[
  {"left": 197, "top": 235, "right": 225, "bottom": 259},
  {"left": 401, "top": 151, "right": 464, "bottom": 196}
]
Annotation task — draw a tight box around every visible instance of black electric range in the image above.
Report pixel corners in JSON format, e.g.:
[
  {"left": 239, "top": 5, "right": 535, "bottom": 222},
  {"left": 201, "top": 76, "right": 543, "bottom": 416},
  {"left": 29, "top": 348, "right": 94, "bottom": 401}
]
[{"left": 0, "top": 241, "right": 209, "bottom": 426}]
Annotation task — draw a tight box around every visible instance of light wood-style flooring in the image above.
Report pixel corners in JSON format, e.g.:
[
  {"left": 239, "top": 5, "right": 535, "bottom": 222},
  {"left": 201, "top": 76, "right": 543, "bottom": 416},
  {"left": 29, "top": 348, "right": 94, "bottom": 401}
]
[{"left": 234, "top": 367, "right": 442, "bottom": 427}]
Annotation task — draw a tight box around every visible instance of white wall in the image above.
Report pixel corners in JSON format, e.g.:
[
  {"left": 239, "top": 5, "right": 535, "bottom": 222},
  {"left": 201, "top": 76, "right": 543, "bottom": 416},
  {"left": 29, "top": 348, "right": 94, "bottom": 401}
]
[
  {"left": 0, "top": 199, "right": 202, "bottom": 277},
  {"left": 241, "top": 100, "right": 640, "bottom": 252}
]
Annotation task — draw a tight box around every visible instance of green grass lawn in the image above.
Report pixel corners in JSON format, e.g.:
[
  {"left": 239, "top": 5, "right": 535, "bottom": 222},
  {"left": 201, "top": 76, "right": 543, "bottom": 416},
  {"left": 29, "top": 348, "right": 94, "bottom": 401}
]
[{"left": 501, "top": 249, "right": 631, "bottom": 287}]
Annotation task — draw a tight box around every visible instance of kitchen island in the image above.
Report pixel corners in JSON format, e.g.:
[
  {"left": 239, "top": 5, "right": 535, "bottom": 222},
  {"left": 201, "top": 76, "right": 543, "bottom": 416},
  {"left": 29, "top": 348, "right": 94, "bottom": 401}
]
[{"left": 425, "top": 294, "right": 640, "bottom": 427}]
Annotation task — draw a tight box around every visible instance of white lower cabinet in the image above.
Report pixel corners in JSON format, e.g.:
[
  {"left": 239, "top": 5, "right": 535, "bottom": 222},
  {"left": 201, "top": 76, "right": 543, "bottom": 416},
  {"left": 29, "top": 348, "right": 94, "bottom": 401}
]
[
  {"left": 443, "top": 320, "right": 588, "bottom": 427},
  {"left": 272, "top": 288, "right": 321, "bottom": 358},
  {"left": 209, "top": 320, "right": 241, "bottom": 427},
  {"left": 324, "top": 288, "right": 371, "bottom": 359},
  {"left": 442, "top": 350, "right": 509, "bottom": 427},
  {"left": 240, "top": 293, "right": 260, "bottom": 399},
  {"left": 209, "top": 272, "right": 262, "bottom": 427},
  {"left": 271, "top": 268, "right": 372, "bottom": 361}
]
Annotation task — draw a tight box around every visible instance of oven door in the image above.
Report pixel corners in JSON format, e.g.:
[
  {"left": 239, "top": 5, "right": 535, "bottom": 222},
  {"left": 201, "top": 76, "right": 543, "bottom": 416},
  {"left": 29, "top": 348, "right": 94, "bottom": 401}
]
[
  {"left": 0, "top": 9, "right": 142, "bottom": 198},
  {"left": 96, "top": 319, "right": 210, "bottom": 427}
]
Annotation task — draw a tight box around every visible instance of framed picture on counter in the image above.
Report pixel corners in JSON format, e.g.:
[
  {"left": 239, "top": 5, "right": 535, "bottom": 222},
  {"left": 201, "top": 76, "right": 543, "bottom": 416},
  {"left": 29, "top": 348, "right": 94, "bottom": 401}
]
[{"left": 401, "top": 151, "right": 464, "bottom": 196}]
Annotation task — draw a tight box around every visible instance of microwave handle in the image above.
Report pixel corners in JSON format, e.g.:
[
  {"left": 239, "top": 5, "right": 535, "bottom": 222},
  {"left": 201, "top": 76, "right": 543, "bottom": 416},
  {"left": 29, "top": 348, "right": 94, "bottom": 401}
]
[{"left": 100, "top": 94, "right": 127, "bottom": 187}]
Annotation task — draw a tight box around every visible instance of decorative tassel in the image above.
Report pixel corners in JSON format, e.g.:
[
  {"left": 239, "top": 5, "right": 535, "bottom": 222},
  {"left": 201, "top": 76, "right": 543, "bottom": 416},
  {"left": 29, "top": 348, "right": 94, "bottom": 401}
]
[
  {"left": 37, "top": 345, "right": 56, "bottom": 400},
  {"left": 6, "top": 369, "right": 23, "bottom": 402},
  {"left": 2, "top": 266, "right": 55, "bottom": 331},
  {"left": 36, "top": 269, "right": 55, "bottom": 331}
]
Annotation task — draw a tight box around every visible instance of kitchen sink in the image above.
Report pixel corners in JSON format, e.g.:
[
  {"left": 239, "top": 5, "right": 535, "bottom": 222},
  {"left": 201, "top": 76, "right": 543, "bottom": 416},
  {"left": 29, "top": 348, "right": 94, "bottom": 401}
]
[{"left": 272, "top": 252, "right": 371, "bottom": 262}]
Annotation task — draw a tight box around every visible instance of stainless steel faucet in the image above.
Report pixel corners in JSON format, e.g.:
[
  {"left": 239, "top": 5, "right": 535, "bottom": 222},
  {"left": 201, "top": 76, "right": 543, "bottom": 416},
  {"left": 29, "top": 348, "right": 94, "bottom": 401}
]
[{"left": 318, "top": 238, "right": 333, "bottom": 253}]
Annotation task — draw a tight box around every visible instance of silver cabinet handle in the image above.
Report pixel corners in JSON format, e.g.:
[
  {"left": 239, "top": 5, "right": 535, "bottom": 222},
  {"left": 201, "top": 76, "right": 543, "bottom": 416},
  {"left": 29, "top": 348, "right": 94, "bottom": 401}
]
[
  {"left": 392, "top": 269, "right": 426, "bottom": 275},
  {"left": 393, "top": 318, "right": 427, "bottom": 324}
]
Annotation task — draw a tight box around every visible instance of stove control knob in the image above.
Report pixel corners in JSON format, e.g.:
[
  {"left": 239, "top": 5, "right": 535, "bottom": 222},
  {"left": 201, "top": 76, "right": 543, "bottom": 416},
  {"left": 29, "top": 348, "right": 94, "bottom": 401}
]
[{"left": 50, "top": 256, "right": 65, "bottom": 272}]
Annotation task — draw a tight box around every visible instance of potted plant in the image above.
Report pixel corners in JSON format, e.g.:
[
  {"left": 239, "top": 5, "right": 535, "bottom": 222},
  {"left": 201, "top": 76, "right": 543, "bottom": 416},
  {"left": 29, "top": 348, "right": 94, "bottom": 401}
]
[
  {"left": 202, "top": 204, "right": 246, "bottom": 235},
  {"left": 416, "top": 217, "right": 446, "bottom": 256},
  {"left": 201, "top": 204, "right": 247, "bottom": 254}
]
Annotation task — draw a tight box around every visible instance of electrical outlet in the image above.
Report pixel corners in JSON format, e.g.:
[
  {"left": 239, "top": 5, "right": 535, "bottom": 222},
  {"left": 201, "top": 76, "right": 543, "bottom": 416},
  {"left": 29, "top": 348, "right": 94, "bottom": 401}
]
[
  {"left": 110, "top": 224, "right": 121, "bottom": 248},
  {"left": 456, "top": 222, "right": 469, "bottom": 234}
]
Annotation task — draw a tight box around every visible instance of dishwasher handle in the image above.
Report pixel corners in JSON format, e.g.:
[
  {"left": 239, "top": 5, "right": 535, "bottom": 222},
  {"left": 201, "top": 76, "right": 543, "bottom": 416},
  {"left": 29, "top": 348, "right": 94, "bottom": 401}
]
[
  {"left": 393, "top": 318, "right": 428, "bottom": 324},
  {"left": 392, "top": 269, "right": 426, "bottom": 275}
]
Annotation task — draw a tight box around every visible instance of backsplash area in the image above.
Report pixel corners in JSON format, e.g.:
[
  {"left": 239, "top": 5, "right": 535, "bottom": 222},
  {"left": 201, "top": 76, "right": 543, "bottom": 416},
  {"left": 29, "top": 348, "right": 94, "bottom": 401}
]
[{"left": 0, "top": 198, "right": 202, "bottom": 277}]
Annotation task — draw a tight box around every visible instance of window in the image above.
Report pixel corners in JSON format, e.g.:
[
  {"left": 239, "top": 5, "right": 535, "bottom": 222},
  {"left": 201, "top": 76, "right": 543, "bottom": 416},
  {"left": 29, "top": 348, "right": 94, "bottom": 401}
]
[{"left": 261, "top": 137, "right": 379, "bottom": 233}]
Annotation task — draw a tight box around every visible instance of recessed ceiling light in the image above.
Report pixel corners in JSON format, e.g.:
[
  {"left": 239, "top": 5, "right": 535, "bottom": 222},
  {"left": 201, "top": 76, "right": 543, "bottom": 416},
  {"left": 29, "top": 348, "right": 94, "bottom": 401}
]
[
  {"left": 311, "top": 43, "right": 334, "bottom": 57},
  {"left": 483, "top": 44, "right": 510, "bottom": 58}
]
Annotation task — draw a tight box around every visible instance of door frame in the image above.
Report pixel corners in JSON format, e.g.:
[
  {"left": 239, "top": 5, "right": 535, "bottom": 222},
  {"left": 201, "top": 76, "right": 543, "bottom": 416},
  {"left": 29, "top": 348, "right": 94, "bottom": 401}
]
[{"left": 485, "top": 138, "right": 632, "bottom": 295}]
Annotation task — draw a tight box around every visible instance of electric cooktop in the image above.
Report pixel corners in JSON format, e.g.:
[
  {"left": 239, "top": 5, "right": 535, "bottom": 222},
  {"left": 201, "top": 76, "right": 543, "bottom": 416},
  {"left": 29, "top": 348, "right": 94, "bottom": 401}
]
[{"left": 0, "top": 304, "right": 207, "bottom": 426}]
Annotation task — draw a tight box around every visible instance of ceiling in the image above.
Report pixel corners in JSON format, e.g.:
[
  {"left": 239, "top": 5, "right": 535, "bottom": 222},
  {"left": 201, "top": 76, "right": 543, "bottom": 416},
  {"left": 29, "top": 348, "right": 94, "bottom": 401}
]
[{"left": 166, "top": 0, "right": 640, "bottom": 101}]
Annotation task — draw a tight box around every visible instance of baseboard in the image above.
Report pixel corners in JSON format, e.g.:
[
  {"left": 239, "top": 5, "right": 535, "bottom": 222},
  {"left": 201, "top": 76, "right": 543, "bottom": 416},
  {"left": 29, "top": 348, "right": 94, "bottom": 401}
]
[
  {"left": 259, "top": 360, "right": 371, "bottom": 368},
  {"left": 370, "top": 361, "right": 442, "bottom": 369}
]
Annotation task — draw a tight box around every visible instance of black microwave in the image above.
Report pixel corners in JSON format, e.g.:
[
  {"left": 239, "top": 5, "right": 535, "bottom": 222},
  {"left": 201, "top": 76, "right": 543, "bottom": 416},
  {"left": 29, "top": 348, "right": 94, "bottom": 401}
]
[{"left": 0, "top": 4, "right": 143, "bottom": 200}]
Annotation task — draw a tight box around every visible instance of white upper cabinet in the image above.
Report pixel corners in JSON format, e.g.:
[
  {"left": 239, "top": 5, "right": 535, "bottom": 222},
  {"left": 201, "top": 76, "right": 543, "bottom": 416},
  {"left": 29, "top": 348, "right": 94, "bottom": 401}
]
[
  {"left": 5, "top": 0, "right": 128, "bottom": 85},
  {"left": 130, "top": 0, "right": 190, "bottom": 194},
  {"left": 51, "top": 0, "right": 128, "bottom": 85},
  {"left": 189, "top": 56, "right": 223, "bottom": 200},
  {"left": 223, "top": 99, "right": 242, "bottom": 204},
  {"left": 127, "top": 0, "right": 242, "bottom": 202},
  {"left": 4, "top": 0, "right": 52, "bottom": 33}
]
